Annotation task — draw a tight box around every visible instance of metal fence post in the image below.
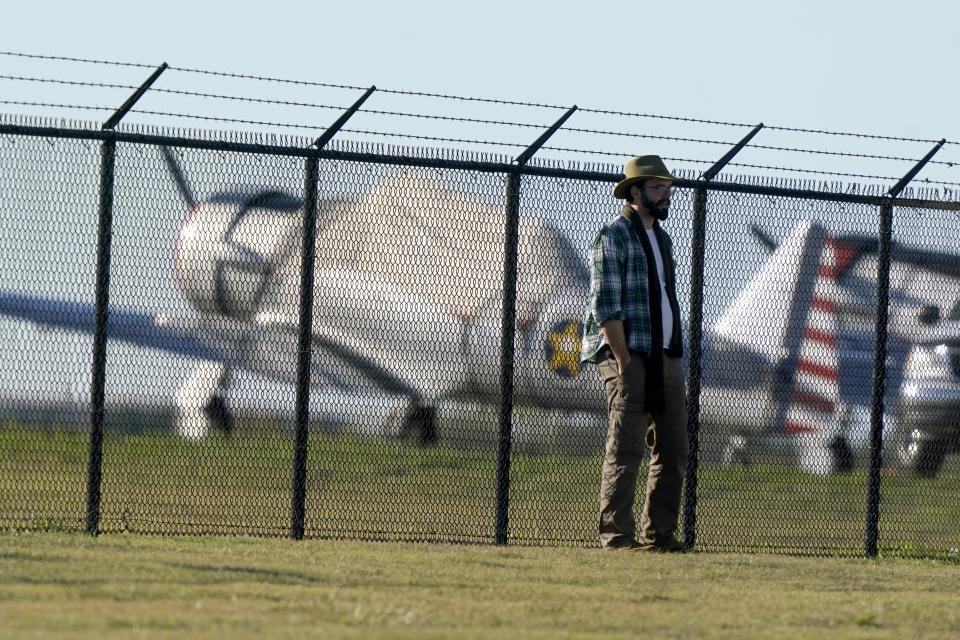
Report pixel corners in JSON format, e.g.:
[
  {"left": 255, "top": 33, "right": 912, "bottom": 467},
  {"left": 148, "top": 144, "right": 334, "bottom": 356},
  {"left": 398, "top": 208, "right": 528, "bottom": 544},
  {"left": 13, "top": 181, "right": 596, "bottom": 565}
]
[
  {"left": 86, "top": 63, "right": 167, "bottom": 535},
  {"left": 495, "top": 168, "right": 522, "bottom": 545},
  {"left": 290, "top": 87, "right": 376, "bottom": 540},
  {"left": 290, "top": 154, "right": 320, "bottom": 540},
  {"left": 865, "top": 138, "right": 945, "bottom": 557},
  {"left": 865, "top": 199, "right": 892, "bottom": 557},
  {"left": 682, "top": 185, "right": 707, "bottom": 548},
  {"left": 86, "top": 138, "right": 115, "bottom": 535},
  {"left": 495, "top": 106, "right": 577, "bottom": 545},
  {"left": 683, "top": 124, "right": 763, "bottom": 550}
]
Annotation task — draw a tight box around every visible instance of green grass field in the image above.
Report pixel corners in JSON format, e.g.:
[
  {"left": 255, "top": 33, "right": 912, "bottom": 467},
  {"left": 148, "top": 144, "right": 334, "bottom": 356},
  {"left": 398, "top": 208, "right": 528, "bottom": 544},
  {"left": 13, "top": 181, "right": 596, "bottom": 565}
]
[
  {"left": 1, "top": 423, "right": 958, "bottom": 557},
  {"left": 1, "top": 532, "right": 958, "bottom": 639}
]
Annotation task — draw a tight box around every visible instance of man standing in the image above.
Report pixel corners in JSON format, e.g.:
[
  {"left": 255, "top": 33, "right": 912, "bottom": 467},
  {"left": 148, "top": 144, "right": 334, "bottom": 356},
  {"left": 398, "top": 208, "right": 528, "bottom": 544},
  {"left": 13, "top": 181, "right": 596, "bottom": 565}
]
[{"left": 581, "top": 155, "right": 688, "bottom": 552}]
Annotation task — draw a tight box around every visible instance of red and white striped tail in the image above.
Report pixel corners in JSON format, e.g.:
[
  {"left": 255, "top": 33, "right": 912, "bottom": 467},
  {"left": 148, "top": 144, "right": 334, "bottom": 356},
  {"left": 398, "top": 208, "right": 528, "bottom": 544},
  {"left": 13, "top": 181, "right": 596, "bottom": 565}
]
[{"left": 785, "top": 237, "right": 845, "bottom": 474}]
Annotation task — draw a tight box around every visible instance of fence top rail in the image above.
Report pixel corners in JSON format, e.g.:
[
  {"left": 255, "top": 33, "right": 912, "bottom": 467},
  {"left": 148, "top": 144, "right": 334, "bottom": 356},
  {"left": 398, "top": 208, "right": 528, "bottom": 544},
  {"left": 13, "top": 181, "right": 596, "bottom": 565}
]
[{"left": 3, "top": 121, "right": 960, "bottom": 213}]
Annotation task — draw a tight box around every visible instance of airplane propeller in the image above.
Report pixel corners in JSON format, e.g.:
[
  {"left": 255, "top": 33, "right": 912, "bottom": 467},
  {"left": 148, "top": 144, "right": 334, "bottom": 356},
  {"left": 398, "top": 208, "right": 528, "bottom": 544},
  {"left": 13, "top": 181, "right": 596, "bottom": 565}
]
[{"left": 161, "top": 146, "right": 197, "bottom": 210}]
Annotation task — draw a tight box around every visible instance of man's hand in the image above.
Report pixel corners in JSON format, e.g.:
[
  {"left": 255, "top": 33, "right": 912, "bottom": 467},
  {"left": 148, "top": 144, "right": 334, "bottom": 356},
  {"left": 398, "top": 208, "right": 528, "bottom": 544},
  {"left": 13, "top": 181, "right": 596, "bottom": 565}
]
[{"left": 600, "top": 320, "right": 631, "bottom": 376}]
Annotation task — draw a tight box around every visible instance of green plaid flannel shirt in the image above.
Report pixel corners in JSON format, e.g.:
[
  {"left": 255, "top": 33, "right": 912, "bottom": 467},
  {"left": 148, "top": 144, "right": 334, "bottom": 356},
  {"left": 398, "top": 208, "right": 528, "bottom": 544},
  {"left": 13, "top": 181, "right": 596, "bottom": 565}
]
[{"left": 580, "top": 206, "right": 673, "bottom": 363}]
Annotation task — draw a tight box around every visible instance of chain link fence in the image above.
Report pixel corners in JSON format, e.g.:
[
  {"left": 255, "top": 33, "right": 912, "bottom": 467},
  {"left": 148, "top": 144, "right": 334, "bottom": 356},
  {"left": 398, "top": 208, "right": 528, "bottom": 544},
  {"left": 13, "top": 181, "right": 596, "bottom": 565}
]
[{"left": 0, "top": 116, "right": 958, "bottom": 558}]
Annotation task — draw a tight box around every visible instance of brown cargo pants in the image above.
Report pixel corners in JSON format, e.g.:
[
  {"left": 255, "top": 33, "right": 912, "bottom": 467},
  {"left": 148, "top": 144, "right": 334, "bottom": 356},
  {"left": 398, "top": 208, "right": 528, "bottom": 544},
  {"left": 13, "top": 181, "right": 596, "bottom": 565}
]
[{"left": 597, "top": 353, "right": 688, "bottom": 548}]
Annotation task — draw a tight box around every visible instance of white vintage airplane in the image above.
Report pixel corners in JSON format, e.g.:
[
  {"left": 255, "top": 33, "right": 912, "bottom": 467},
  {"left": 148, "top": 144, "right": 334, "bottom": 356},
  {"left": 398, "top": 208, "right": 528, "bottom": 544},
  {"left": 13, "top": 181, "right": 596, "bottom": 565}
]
[
  {"left": 1, "top": 146, "right": 957, "bottom": 476},
  {"left": 0, "top": 147, "right": 596, "bottom": 444}
]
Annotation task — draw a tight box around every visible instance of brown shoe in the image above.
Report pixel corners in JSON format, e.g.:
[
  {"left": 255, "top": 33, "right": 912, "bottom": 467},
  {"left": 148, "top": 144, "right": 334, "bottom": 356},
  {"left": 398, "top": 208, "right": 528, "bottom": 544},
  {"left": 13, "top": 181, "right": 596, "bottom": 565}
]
[
  {"left": 602, "top": 539, "right": 644, "bottom": 551},
  {"left": 637, "top": 535, "right": 689, "bottom": 553}
]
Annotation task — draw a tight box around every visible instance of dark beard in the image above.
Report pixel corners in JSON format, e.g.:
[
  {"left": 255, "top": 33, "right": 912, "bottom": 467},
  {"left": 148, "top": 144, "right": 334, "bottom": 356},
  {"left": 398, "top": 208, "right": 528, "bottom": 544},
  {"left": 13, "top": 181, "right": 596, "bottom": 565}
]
[{"left": 640, "top": 189, "right": 670, "bottom": 221}]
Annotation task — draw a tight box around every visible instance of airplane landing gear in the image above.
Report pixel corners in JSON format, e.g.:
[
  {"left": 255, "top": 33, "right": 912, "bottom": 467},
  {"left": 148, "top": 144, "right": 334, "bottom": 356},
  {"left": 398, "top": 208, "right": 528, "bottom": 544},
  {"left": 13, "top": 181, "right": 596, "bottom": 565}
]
[
  {"left": 896, "top": 426, "right": 950, "bottom": 478},
  {"left": 828, "top": 435, "right": 854, "bottom": 473},
  {"left": 202, "top": 394, "right": 234, "bottom": 437},
  {"left": 405, "top": 405, "right": 437, "bottom": 445},
  {"left": 384, "top": 398, "right": 438, "bottom": 445},
  {"left": 721, "top": 433, "right": 752, "bottom": 467},
  {"left": 174, "top": 362, "right": 231, "bottom": 440}
]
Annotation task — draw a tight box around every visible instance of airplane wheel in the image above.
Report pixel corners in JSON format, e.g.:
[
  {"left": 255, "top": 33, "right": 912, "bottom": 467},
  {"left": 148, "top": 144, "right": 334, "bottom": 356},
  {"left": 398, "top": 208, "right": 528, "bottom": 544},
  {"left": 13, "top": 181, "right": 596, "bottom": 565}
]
[
  {"left": 896, "top": 427, "right": 945, "bottom": 478},
  {"left": 913, "top": 440, "right": 947, "bottom": 478},
  {"left": 828, "top": 435, "right": 854, "bottom": 473},
  {"left": 407, "top": 406, "right": 437, "bottom": 446},
  {"left": 203, "top": 395, "right": 234, "bottom": 437},
  {"left": 385, "top": 399, "right": 439, "bottom": 446},
  {"left": 721, "top": 434, "right": 751, "bottom": 467}
]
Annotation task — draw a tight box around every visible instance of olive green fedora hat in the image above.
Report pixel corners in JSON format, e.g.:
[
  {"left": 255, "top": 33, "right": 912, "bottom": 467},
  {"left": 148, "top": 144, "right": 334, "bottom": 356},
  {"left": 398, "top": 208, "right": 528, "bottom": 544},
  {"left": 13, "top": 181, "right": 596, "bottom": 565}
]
[{"left": 613, "top": 155, "right": 676, "bottom": 199}]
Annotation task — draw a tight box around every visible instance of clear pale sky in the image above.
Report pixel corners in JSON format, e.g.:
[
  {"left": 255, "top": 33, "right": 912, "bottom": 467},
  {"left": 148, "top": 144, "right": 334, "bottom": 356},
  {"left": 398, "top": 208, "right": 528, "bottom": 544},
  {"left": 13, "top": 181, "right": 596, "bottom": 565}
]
[{"left": 2, "top": 0, "right": 959, "bottom": 184}]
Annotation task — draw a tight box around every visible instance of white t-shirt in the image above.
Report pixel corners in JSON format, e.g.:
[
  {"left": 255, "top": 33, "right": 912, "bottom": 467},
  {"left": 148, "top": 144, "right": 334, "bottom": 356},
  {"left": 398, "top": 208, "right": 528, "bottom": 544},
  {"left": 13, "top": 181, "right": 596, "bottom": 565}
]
[{"left": 646, "top": 228, "right": 674, "bottom": 349}]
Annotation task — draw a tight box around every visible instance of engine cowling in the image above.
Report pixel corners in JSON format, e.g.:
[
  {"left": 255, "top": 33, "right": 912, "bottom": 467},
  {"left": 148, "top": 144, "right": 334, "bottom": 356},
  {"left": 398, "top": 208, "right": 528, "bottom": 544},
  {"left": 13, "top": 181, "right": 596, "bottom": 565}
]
[{"left": 174, "top": 191, "right": 302, "bottom": 319}]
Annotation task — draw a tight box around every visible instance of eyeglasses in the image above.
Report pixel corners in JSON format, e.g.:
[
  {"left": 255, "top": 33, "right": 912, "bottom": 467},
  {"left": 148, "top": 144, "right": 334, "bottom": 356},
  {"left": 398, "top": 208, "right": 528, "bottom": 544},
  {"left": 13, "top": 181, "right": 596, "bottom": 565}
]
[{"left": 645, "top": 184, "right": 674, "bottom": 195}]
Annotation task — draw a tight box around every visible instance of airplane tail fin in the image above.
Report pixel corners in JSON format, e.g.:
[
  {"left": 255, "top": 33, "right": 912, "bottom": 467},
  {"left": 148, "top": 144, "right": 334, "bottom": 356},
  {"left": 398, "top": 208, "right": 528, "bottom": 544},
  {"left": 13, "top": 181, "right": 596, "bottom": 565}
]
[
  {"left": 786, "top": 236, "right": 850, "bottom": 475},
  {"left": 715, "top": 220, "right": 825, "bottom": 362},
  {"left": 713, "top": 221, "right": 852, "bottom": 474}
]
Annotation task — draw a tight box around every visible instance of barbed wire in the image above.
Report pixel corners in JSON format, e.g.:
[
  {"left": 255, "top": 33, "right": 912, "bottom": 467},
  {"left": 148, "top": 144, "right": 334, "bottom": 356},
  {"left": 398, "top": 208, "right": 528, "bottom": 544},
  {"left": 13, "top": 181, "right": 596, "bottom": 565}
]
[
  {"left": 745, "top": 143, "right": 956, "bottom": 167},
  {"left": 3, "top": 63, "right": 960, "bottom": 182},
  {"left": 2, "top": 50, "right": 953, "bottom": 149},
  {"left": 763, "top": 123, "right": 941, "bottom": 144},
  {"left": 540, "top": 145, "right": 960, "bottom": 187},
  {"left": 576, "top": 107, "right": 752, "bottom": 129},
  {"left": 565, "top": 124, "right": 958, "bottom": 167},
  {"left": 579, "top": 106, "right": 945, "bottom": 145},
  {"left": 6, "top": 74, "right": 960, "bottom": 171},
  {"left": 0, "top": 75, "right": 758, "bottom": 140},
  {"left": 0, "top": 99, "right": 112, "bottom": 113},
  {"left": 169, "top": 64, "right": 566, "bottom": 110},
  {"left": 0, "top": 98, "right": 532, "bottom": 147},
  {"left": 0, "top": 51, "right": 154, "bottom": 69},
  {"left": 7, "top": 97, "right": 960, "bottom": 187},
  {"left": 0, "top": 74, "right": 349, "bottom": 112}
]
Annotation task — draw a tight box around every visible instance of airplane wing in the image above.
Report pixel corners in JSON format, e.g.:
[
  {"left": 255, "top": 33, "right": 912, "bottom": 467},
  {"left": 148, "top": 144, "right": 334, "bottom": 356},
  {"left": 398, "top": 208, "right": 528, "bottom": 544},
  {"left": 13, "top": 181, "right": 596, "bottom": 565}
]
[
  {"left": 0, "top": 291, "right": 222, "bottom": 361},
  {"left": 0, "top": 290, "right": 427, "bottom": 398},
  {"left": 153, "top": 314, "right": 422, "bottom": 397},
  {"left": 909, "top": 320, "right": 960, "bottom": 345}
]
